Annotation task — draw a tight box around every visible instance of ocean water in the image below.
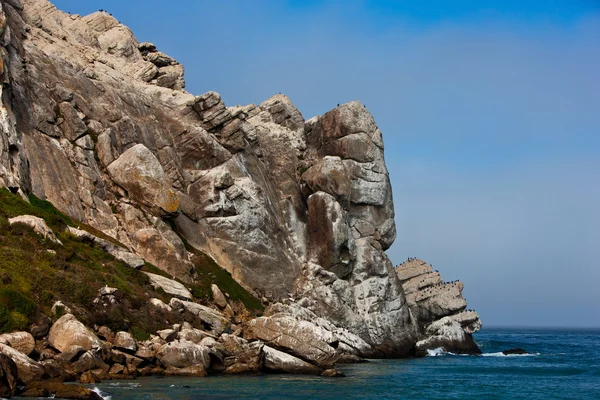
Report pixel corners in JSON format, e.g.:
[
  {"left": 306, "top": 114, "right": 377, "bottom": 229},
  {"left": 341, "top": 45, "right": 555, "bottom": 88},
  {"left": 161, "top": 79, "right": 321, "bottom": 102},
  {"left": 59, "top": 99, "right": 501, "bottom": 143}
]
[{"left": 92, "top": 328, "right": 600, "bottom": 400}]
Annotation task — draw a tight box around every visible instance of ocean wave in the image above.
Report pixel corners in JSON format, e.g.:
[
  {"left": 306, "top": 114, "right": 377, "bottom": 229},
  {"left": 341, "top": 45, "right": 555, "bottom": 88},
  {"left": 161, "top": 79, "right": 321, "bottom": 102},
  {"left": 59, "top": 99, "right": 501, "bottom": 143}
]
[
  {"left": 426, "top": 348, "right": 540, "bottom": 357},
  {"left": 426, "top": 347, "right": 447, "bottom": 356}
]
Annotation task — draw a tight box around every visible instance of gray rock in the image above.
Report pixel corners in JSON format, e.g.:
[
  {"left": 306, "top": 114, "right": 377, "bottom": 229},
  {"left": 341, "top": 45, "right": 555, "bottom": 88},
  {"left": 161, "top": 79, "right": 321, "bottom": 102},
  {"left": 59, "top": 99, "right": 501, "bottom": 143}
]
[
  {"left": 156, "top": 340, "right": 210, "bottom": 370},
  {"left": 263, "top": 345, "right": 322, "bottom": 375},
  {"left": 107, "top": 144, "right": 180, "bottom": 214},
  {"left": 415, "top": 317, "right": 481, "bottom": 356},
  {"left": 145, "top": 272, "right": 192, "bottom": 300}
]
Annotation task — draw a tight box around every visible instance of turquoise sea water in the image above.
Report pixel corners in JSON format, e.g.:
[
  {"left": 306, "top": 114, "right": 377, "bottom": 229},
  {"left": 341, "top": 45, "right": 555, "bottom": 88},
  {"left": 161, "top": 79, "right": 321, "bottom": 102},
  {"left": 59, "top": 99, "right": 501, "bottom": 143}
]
[{"left": 92, "top": 328, "right": 600, "bottom": 400}]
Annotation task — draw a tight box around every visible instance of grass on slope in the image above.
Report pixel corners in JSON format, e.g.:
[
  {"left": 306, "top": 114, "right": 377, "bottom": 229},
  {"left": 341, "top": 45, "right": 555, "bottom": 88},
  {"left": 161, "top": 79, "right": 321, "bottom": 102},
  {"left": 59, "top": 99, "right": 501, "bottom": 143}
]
[
  {"left": 0, "top": 188, "right": 262, "bottom": 340},
  {"left": 0, "top": 189, "right": 171, "bottom": 338}
]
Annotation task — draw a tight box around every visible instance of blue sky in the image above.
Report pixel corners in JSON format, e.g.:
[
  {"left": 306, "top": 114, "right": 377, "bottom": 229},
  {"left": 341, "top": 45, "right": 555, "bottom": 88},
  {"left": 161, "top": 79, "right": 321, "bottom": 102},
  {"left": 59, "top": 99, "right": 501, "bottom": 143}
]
[{"left": 53, "top": 0, "right": 600, "bottom": 327}]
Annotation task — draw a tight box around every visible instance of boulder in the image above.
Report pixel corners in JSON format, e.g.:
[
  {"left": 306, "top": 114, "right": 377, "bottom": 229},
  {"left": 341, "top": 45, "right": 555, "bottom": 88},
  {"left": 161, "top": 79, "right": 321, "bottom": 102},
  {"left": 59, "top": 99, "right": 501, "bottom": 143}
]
[
  {"left": 113, "top": 331, "right": 137, "bottom": 353},
  {"left": 71, "top": 351, "right": 109, "bottom": 374},
  {"left": 0, "top": 343, "right": 44, "bottom": 385},
  {"left": 245, "top": 315, "right": 338, "bottom": 368},
  {"left": 220, "top": 338, "right": 263, "bottom": 374},
  {"left": 157, "top": 329, "right": 178, "bottom": 343},
  {"left": 8, "top": 215, "right": 61, "bottom": 244},
  {"left": 156, "top": 340, "right": 210, "bottom": 371},
  {"left": 145, "top": 273, "right": 192, "bottom": 300},
  {"left": 51, "top": 300, "right": 72, "bottom": 317},
  {"left": 177, "top": 326, "right": 209, "bottom": 344},
  {"left": 19, "top": 381, "right": 103, "bottom": 399},
  {"left": 48, "top": 314, "right": 104, "bottom": 353},
  {"left": 169, "top": 298, "right": 230, "bottom": 335},
  {"left": 0, "top": 331, "right": 35, "bottom": 356},
  {"left": 211, "top": 284, "right": 228, "bottom": 308},
  {"left": 107, "top": 144, "right": 180, "bottom": 213},
  {"left": 263, "top": 345, "right": 322, "bottom": 375}
]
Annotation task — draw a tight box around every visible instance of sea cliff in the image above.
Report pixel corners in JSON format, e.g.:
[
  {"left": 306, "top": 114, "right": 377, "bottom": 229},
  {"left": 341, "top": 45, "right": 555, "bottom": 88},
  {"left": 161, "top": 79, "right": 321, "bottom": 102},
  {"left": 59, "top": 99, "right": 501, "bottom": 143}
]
[{"left": 0, "top": 0, "right": 480, "bottom": 396}]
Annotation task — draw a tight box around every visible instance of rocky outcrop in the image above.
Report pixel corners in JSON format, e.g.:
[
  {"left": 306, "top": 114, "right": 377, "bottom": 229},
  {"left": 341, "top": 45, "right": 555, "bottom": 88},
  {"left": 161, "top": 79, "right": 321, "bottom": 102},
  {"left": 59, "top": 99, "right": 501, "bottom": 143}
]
[
  {"left": 169, "top": 298, "right": 230, "bottom": 335},
  {"left": 414, "top": 317, "right": 481, "bottom": 356},
  {"left": 0, "top": 0, "right": 482, "bottom": 368},
  {"left": 396, "top": 258, "right": 481, "bottom": 354}
]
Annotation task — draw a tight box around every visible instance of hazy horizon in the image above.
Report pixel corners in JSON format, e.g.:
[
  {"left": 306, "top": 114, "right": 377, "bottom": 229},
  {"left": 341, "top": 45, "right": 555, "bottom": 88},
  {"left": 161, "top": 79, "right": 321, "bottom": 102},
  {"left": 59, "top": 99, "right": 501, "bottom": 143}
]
[{"left": 52, "top": 0, "right": 600, "bottom": 328}]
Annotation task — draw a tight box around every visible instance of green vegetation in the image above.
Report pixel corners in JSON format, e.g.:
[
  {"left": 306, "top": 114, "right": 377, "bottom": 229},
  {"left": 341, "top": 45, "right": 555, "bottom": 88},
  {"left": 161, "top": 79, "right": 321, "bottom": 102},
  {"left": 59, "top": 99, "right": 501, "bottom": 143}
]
[
  {"left": 0, "top": 188, "right": 262, "bottom": 337},
  {"left": 0, "top": 188, "right": 170, "bottom": 334},
  {"left": 187, "top": 249, "right": 263, "bottom": 312}
]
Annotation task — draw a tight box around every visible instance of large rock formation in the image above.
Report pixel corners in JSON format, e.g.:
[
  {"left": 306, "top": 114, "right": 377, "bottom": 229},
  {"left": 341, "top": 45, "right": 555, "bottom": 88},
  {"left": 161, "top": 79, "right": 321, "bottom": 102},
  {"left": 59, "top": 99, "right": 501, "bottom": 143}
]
[
  {"left": 396, "top": 258, "right": 481, "bottom": 354},
  {"left": 0, "top": 0, "right": 480, "bottom": 362}
]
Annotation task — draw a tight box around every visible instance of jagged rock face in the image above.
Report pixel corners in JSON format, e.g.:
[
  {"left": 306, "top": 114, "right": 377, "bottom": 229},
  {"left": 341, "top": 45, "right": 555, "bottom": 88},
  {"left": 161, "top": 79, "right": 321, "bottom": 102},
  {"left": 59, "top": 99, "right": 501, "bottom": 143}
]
[
  {"left": 396, "top": 258, "right": 481, "bottom": 353},
  {"left": 0, "top": 0, "right": 419, "bottom": 356}
]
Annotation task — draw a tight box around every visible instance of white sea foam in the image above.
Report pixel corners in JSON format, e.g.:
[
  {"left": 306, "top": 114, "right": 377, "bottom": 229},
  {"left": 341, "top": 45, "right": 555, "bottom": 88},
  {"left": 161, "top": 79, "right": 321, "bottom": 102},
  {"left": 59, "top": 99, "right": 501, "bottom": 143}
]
[
  {"left": 426, "top": 347, "right": 447, "bottom": 356},
  {"left": 92, "top": 386, "right": 112, "bottom": 400},
  {"left": 482, "top": 352, "right": 539, "bottom": 357}
]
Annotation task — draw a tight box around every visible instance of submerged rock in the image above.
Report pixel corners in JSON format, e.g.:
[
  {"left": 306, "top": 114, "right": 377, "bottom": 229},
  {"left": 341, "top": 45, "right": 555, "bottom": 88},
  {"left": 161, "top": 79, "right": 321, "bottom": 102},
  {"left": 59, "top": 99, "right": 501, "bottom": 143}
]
[{"left": 502, "top": 348, "right": 529, "bottom": 355}]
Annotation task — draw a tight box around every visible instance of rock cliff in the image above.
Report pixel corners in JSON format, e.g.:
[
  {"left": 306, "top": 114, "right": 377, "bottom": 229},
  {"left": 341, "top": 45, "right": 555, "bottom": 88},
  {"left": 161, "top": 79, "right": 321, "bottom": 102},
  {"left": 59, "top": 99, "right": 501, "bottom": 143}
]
[{"left": 0, "top": 0, "right": 480, "bottom": 373}]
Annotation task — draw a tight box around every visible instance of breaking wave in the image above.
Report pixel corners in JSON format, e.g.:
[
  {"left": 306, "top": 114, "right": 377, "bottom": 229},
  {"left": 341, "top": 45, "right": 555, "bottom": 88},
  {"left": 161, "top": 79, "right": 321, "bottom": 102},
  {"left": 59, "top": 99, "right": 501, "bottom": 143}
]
[{"left": 92, "top": 386, "right": 112, "bottom": 400}]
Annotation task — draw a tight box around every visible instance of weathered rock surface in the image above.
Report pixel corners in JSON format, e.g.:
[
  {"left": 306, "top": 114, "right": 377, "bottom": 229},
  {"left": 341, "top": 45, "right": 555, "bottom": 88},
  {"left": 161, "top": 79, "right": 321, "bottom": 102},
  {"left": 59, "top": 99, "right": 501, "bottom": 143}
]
[
  {"left": 145, "top": 273, "right": 192, "bottom": 300},
  {"left": 397, "top": 259, "right": 481, "bottom": 354},
  {"left": 414, "top": 317, "right": 481, "bottom": 356},
  {"left": 169, "top": 298, "right": 230, "bottom": 335},
  {"left": 0, "top": 331, "right": 35, "bottom": 356},
  {"left": 19, "top": 381, "right": 103, "bottom": 400},
  {"left": 0, "top": 0, "right": 482, "bottom": 365},
  {"left": 156, "top": 340, "right": 209, "bottom": 372},
  {"left": 211, "top": 284, "right": 228, "bottom": 309},
  {"left": 67, "top": 227, "right": 144, "bottom": 268},
  {"left": 107, "top": 144, "right": 180, "bottom": 214},
  {"left": 114, "top": 331, "right": 137, "bottom": 353},
  {"left": 263, "top": 345, "right": 322, "bottom": 375}
]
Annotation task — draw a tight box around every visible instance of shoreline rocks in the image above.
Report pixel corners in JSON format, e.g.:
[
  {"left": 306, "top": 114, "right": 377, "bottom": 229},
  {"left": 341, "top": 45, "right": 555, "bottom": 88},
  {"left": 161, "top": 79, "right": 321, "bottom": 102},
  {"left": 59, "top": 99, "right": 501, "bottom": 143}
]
[{"left": 396, "top": 259, "right": 482, "bottom": 356}]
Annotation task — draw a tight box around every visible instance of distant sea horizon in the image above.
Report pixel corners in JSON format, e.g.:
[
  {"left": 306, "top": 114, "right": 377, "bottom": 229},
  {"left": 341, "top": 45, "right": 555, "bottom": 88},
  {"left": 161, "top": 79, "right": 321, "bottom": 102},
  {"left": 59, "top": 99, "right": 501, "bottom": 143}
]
[{"left": 89, "top": 327, "right": 600, "bottom": 400}]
